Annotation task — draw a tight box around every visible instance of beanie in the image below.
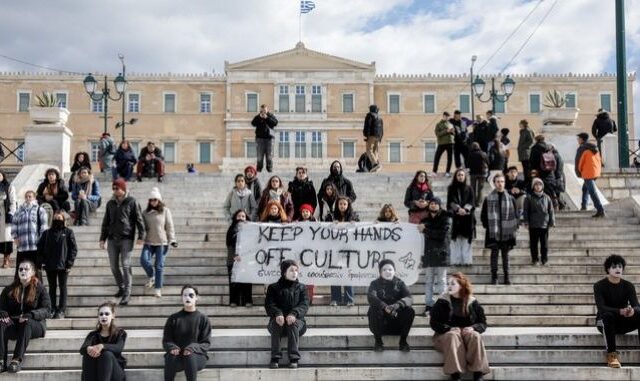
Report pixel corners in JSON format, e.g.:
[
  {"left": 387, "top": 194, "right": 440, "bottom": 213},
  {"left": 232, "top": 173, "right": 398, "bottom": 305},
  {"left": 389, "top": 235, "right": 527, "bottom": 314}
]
[
  {"left": 299, "top": 204, "right": 314, "bottom": 215},
  {"left": 429, "top": 197, "right": 442, "bottom": 206},
  {"left": 112, "top": 178, "right": 127, "bottom": 192},
  {"left": 149, "top": 187, "right": 162, "bottom": 201},
  {"left": 244, "top": 165, "right": 257, "bottom": 175},
  {"left": 378, "top": 259, "right": 395, "bottom": 272},
  {"left": 280, "top": 259, "right": 298, "bottom": 277},
  {"left": 532, "top": 177, "right": 544, "bottom": 189}
]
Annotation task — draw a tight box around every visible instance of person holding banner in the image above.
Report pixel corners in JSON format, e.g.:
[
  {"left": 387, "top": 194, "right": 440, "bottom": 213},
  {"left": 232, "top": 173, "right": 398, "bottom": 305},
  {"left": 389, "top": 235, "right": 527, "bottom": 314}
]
[
  {"left": 265, "top": 260, "right": 309, "bottom": 369},
  {"left": 226, "top": 209, "right": 253, "bottom": 307},
  {"left": 328, "top": 196, "right": 359, "bottom": 307},
  {"left": 404, "top": 170, "right": 433, "bottom": 224},
  {"left": 318, "top": 183, "right": 338, "bottom": 221},
  {"left": 259, "top": 200, "right": 289, "bottom": 223},
  {"left": 258, "top": 176, "right": 294, "bottom": 222},
  {"left": 376, "top": 204, "right": 400, "bottom": 223},
  {"left": 224, "top": 174, "right": 258, "bottom": 222},
  {"left": 367, "top": 259, "right": 414, "bottom": 352},
  {"left": 418, "top": 197, "right": 451, "bottom": 316}
]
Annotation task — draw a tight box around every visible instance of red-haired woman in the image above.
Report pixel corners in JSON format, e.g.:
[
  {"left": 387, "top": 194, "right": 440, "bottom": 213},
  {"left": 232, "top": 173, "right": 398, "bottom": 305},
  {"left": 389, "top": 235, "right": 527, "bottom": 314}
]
[
  {"left": 258, "top": 176, "right": 294, "bottom": 222},
  {"left": 404, "top": 170, "right": 433, "bottom": 223},
  {"left": 259, "top": 200, "right": 289, "bottom": 223},
  {"left": 430, "top": 272, "right": 490, "bottom": 381}
]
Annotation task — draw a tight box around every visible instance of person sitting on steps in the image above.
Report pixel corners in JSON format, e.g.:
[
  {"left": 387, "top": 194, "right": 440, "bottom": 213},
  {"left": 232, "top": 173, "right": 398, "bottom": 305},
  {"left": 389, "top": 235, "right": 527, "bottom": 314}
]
[
  {"left": 80, "top": 302, "right": 127, "bottom": 381},
  {"left": 136, "top": 141, "right": 165, "bottom": 183}
]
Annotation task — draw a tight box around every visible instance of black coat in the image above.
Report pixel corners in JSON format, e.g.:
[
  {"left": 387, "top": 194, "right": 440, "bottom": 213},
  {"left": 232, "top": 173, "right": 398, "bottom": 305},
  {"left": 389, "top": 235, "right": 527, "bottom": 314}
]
[
  {"left": 226, "top": 221, "right": 241, "bottom": 265},
  {"left": 468, "top": 148, "right": 489, "bottom": 176},
  {"left": 138, "top": 146, "right": 164, "bottom": 161},
  {"left": 363, "top": 107, "right": 384, "bottom": 139},
  {"left": 37, "top": 227, "right": 77, "bottom": 271},
  {"left": 288, "top": 178, "right": 318, "bottom": 220},
  {"left": 100, "top": 196, "right": 145, "bottom": 241},
  {"left": 529, "top": 141, "right": 553, "bottom": 177},
  {"left": 446, "top": 184, "right": 476, "bottom": 242},
  {"left": 592, "top": 112, "right": 616, "bottom": 139},
  {"left": 505, "top": 177, "right": 526, "bottom": 199},
  {"left": 114, "top": 148, "right": 137, "bottom": 172},
  {"left": 251, "top": 112, "right": 278, "bottom": 139},
  {"left": 553, "top": 149, "right": 565, "bottom": 192},
  {"left": 80, "top": 329, "right": 127, "bottom": 370},
  {"left": 265, "top": 278, "right": 310, "bottom": 322},
  {"left": 473, "top": 121, "right": 490, "bottom": 152},
  {"left": 404, "top": 185, "right": 433, "bottom": 212},
  {"left": 367, "top": 277, "right": 412, "bottom": 315},
  {"left": 430, "top": 295, "right": 487, "bottom": 334},
  {"left": 36, "top": 179, "right": 69, "bottom": 208},
  {"left": 0, "top": 281, "right": 51, "bottom": 332},
  {"left": 318, "top": 161, "right": 357, "bottom": 202},
  {"left": 420, "top": 211, "right": 452, "bottom": 267}
]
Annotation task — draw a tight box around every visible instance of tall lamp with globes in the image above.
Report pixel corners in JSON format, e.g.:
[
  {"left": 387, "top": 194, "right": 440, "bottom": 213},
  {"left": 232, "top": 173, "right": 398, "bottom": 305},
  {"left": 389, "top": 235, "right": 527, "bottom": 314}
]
[
  {"left": 472, "top": 75, "right": 516, "bottom": 113},
  {"left": 83, "top": 71, "right": 127, "bottom": 135}
]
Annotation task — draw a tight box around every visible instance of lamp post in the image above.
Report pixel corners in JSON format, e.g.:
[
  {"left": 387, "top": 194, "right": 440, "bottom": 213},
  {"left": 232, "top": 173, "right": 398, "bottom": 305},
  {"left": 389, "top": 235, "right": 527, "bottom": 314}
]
[
  {"left": 118, "top": 54, "right": 127, "bottom": 141},
  {"left": 83, "top": 65, "right": 127, "bottom": 135},
  {"left": 116, "top": 118, "right": 138, "bottom": 138},
  {"left": 472, "top": 75, "right": 516, "bottom": 114},
  {"left": 470, "top": 55, "right": 477, "bottom": 118}
]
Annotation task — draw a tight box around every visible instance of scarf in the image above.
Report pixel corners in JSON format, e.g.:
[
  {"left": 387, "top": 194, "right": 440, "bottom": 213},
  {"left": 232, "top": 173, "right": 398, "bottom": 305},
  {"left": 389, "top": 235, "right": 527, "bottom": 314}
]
[
  {"left": 269, "top": 188, "right": 283, "bottom": 201},
  {"left": 485, "top": 191, "right": 518, "bottom": 241},
  {"left": 76, "top": 174, "right": 93, "bottom": 197},
  {"left": 416, "top": 181, "right": 429, "bottom": 192}
]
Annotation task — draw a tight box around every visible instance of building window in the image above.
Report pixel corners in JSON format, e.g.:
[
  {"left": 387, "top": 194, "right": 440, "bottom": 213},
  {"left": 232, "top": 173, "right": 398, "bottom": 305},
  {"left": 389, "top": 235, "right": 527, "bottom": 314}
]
[
  {"left": 311, "top": 131, "right": 323, "bottom": 158},
  {"left": 278, "top": 86, "right": 289, "bottom": 113},
  {"left": 245, "top": 140, "right": 257, "bottom": 158},
  {"left": 278, "top": 131, "right": 290, "bottom": 159},
  {"left": 200, "top": 93, "right": 212, "bottom": 113},
  {"left": 128, "top": 93, "right": 140, "bottom": 113},
  {"left": 565, "top": 92, "right": 577, "bottom": 108},
  {"left": 91, "top": 98, "right": 104, "bottom": 113},
  {"left": 424, "top": 142, "right": 436, "bottom": 162},
  {"left": 164, "top": 93, "right": 176, "bottom": 113},
  {"left": 494, "top": 99, "right": 506, "bottom": 114},
  {"left": 342, "top": 93, "right": 354, "bottom": 113},
  {"left": 295, "top": 85, "right": 305, "bottom": 113},
  {"left": 388, "top": 94, "right": 400, "bottom": 113},
  {"left": 247, "top": 93, "right": 258, "bottom": 113},
  {"left": 90, "top": 141, "right": 100, "bottom": 162},
  {"left": 529, "top": 94, "right": 541, "bottom": 113},
  {"left": 311, "top": 85, "right": 322, "bottom": 113},
  {"left": 18, "top": 92, "right": 30, "bottom": 112},
  {"left": 16, "top": 141, "right": 24, "bottom": 162},
  {"left": 459, "top": 94, "right": 470, "bottom": 114},
  {"left": 55, "top": 92, "right": 67, "bottom": 108},
  {"left": 295, "top": 131, "right": 306, "bottom": 158},
  {"left": 389, "top": 142, "right": 401, "bottom": 163},
  {"left": 342, "top": 141, "right": 355, "bottom": 158},
  {"left": 600, "top": 93, "right": 612, "bottom": 112},
  {"left": 198, "top": 142, "right": 212, "bottom": 164},
  {"left": 424, "top": 94, "right": 436, "bottom": 114},
  {"left": 163, "top": 142, "right": 176, "bottom": 163}
]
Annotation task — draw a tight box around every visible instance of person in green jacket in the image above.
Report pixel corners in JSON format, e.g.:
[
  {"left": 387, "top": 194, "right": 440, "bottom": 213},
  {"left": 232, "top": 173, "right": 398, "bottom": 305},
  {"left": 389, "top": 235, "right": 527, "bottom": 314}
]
[
  {"left": 433, "top": 112, "right": 455, "bottom": 176},
  {"left": 517, "top": 119, "right": 535, "bottom": 183}
]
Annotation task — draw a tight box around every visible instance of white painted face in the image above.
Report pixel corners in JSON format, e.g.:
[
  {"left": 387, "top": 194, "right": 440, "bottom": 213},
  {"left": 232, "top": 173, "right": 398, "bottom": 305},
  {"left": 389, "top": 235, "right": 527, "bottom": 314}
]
[
  {"left": 17, "top": 263, "right": 33, "bottom": 283},
  {"left": 98, "top": 306, "right": 114, "bottom": 326},
  {"left": 380, "top": 264, "right": 395, "bottom": 281},
  {"left": 447, "top": 278, "right": 461, "bottom": 296},
  {"left": 285, "top": 265, "right": 299, "bottom": 281},
  {"left": 182, "top": 288, "right": 198, "bottom": 307},
  {"left": 608, "top": 263, "right": 624, "bottom": 279}
]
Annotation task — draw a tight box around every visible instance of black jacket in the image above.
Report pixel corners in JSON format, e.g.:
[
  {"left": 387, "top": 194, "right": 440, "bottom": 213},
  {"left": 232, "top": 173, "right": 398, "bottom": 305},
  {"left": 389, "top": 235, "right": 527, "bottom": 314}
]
[
  {"left": 523, "top": 192, "right": 555, "bottom": 229},
  {"left": 80, "top": 329, "right": 127, "bottom": 371},
  {"left": 288, "top": 178, "right": 318, "bottom": 220},
  {"left": 100, "top": 196, "right": 145, "bottom": 241},
  {"left": 265, "top": 278, "right": 310, "bottom": 323},
  {"left": 447, "top": 184, "right": 476, "bottom": 242},
  {"left": 468, "top": 147, "right": 489, "bottom": 176},
  {"left": 487, "top": 142, "right": 505, "bottom": 171},
  {"left": 420, "top": 211, "right": 452, "bottom": 267},
  {"left": 36, "top": 179, "right": 69, "bottom": 207},
  {"left": 114, "top": 148, "right": 137, "bottom": 172},
  {"left": 162, "top": 309, "right": 211, "bottom": 357},
  {"left": 367, "top": 277, "right": 412, "bottom": 315},
  {"left": 592, "top": 112, "right": 617, "bottom": 140},
  {"left": 505, "top": 177, "right": 526, "bottom": 199},
  {"left": 363, "top": 105, "right": 384, "bottom": 139},
  {"left": 0, "top": 281, "right": 51, "bottom": 332},
  {"left": 430, "top": 295, "right": 487, "bottom": 334},
  {"left": 251, "top": 112, "right": 278, "bottom": 139},
  {"left": 37, "top": 226, "right": 77, "bottom": 271},
  {"left": 473, "top": 121, "right": 490, "bottom": 152},
  {"left": 529, "top": 141, "right": 551, "bottom": 175},
  {"left": 246, "top": 177, "right": 262, "bottom": 204},
  {"left": 138, "top": 146, "right": 164, "bottom": 161},
  {"left": 553, "top": 149, "right": 565, "bottom": 192},
  {"left": 450, "top": 118, "right": 468, "bottom": 144},
  {"left": 318, "top": 161, "right": 357, "bottom": 202},
  {"left": 404, "top": 185, "right": 433, "bottom": 212}
]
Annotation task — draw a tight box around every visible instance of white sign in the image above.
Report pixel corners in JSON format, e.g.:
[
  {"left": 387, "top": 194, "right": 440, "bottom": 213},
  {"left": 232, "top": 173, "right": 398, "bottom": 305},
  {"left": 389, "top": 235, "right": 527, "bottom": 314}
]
[{"left": 232, "top": 222, "right": 423, "bottom": 286}]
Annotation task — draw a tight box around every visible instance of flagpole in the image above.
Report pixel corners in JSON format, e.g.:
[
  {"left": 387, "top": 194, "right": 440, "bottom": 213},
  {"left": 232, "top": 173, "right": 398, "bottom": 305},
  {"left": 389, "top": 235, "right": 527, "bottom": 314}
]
[{"left": 299, "top": 7, "right": 302, "bottom": 42}]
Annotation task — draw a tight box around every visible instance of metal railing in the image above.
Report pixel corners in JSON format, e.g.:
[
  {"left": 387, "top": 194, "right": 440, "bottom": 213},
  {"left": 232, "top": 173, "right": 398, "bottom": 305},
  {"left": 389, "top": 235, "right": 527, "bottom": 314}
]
[{"left": 0, "top": 138, "right": 24, "bottom": 165}]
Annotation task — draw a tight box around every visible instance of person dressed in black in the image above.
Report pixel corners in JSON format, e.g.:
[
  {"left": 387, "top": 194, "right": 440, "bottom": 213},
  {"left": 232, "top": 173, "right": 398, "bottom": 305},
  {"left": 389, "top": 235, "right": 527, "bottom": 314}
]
[
  {"left": 163, "top": 284, "right": 211, "bottom": 381},
  {"left": 505, "top": 166, "right": 526, "bottom": 219},
  {"left": 37, "top": 211, "right": 77, "bottom": 319},
  {"left": 450, "top": 110, "right": 469, "bottom": 169},
  {"left": 36, "top": 168, "right": 71, "bottom": 213},
  {"left": 113, "top": 140, "right": 137, "bottom": 181},
  {"left": 80, "top": 302, "right": 127, "bottom": 381},
  {"left": 0, "top": 259, "right": 50, "bottom": 373},
  {"left": 529, "top": 135, "right": 558, "bottom": 208},
  {"left": 251, "top": 104, "right": 278, "bottom": 172},
  {"left": 226, "top": 209, "right": 252, "bottom": 307},
  {"left": 363, "top": 104, "right": 384, "bottom": 172},
  {"left": 265, "top": 260, "right": 309, "bottom": 369},
  {"left": 447, "top": 169, "right": 476, "bottom": 266},
  {"left": 367, "top": 259, "right": 414, "bottom": 352},
  {"left": 591, "top": 108, "right": 617, "bottom": 160},
  {"left": 288, "top": 167, "right": 317, "bottom": 221},
  {"left": 594, "top": 255, "right": 640, "bottom": 368},
  {"left": 318, "top": 161, "right": 357, "bottom": 203}
]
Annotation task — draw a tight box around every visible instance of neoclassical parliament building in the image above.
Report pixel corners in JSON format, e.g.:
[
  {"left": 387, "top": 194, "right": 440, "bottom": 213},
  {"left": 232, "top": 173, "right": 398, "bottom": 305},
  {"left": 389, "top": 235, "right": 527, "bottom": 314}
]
[{"left": 0, "top": 43, "right": 635, "bottom": 172}]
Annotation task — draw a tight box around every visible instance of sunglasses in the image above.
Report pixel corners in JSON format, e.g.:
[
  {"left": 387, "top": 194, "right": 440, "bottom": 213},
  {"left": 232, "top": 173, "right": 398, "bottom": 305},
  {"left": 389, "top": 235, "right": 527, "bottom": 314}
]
[{"left": 99, "top": 312, "right": 111, "bottom": 317}]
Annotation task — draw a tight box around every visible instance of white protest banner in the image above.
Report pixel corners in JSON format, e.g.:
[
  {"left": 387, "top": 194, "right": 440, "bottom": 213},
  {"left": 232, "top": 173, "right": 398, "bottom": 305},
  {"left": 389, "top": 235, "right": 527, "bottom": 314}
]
[{"left": 232, "top": 222, "right": 423, "bottom": 286}]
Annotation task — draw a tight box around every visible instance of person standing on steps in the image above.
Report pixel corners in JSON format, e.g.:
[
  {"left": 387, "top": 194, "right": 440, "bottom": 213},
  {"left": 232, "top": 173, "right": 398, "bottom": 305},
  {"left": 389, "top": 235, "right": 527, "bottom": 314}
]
[
  {"left": 226, "top": 209, "right": 253, "bottom": 307},
  {"left": 224, "top": 174, "right": 258, "bottom": 222},
  {"left": 318, "top": 161, "right": 357, "bottom": 203},
  {"left": 258, "top": 176, "right": 294, "bottom": 222},
  {"left": 367, "top": 259, "right": 414, "bottom": 353},
  {"left": 288, "top": 167, "right": 317, "bottom": 221},
  {"left": 591, "top": 108, "right": 617, "bottom": 162},
  {"left": 404, "top": 170, "right": 433, "bottom": 224},
  {"left": 505, "top": 166, "right": 526, "bottom": 220},
  {"left": 593, "top": 255, "right": 640, "bottom": 368},
  {"left": 163, "top": 285, "right": 211, "bottom": 381},
  {"left": 450, "top": 110, "right": 469, "bottom": 169},
  {"left": 481, "top": 173, "right": 518, "bottom": 285},
  {"left": 80, "top": 302, "right": 127, "bottom": 381},
  {"left": 468, "top": 142, "right": 489, "bottom": 208},
  {"left": 99, "top": 179, "right": 145, "bottom": 305},
  {"left": 517, "top": 119, "right": 535, "bottom": 184},
  {"left": 244, "top": 166, "right": 262, "bottom": 204},
  {"left": 433, "top": 112, "right": 455, "bottom": 176},
  {"left": 575, "top": 132, "right": 605, "bottom": 218},
  {"left": 113, "top": 141, "right": 137, "bottom": 182},
  {"left": 447, "top": 169, "right": 476, "bottom": 266},
  {"left": 251, "top": 104, "right": 278, "bottom": 173},
  {"left": 327, "top": 196, "right": 359, "bottom": 306},
  {"left": 363, "top": 104, "right": 384, "bottom": 172},
  {"left": 0, "top": 169, "right": 17, "bottom": 269},
  {"left": 98, "top": 132, "right": 116, "bottom": 174},
  {"left": 317, "top": 183, "right": 338, "bottom": 222},
  {"left": 523, "top": 178, "right": 555, "bottom": 266},
  {"left": 12, "top": 190, "right": 48, "bottom": 281}
]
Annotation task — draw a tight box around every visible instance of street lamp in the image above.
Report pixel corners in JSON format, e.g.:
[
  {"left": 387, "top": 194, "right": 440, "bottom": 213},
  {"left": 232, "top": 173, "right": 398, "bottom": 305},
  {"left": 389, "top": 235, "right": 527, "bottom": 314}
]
[
  {"left": 470, "top": 55, "right": 477, "bottom": 118},
  {"left": 83, "top": 61, "right": 127, "bottom": 135},
  {"left": 472, "top": 75, "right": 516, "bottom": 113},
  {"left": 115, "top": 118, "right": 138, "bottom": 135}
]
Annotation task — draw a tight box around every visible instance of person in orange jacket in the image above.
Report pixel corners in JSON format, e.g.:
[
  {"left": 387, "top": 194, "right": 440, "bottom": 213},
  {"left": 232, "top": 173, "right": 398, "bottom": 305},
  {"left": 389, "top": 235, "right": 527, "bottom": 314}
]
[{"left": 575, "top": 133, "right": 605, "bottom": 218}]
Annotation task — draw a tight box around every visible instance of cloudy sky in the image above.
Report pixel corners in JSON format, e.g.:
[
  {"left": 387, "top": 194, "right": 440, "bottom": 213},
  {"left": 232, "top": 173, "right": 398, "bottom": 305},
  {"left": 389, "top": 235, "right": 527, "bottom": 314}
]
[{"left": 1, "top": 0, "right": 639, "bottom": 129}]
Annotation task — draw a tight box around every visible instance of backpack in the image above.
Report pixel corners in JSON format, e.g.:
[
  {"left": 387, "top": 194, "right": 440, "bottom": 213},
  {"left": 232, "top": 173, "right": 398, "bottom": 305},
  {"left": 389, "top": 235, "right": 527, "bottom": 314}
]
[
  {"left": 540, "top": 148, "right": 557, "bottom": 172},
  {"left": 107, "top": 140, "right": 116, "bottom": 155}
]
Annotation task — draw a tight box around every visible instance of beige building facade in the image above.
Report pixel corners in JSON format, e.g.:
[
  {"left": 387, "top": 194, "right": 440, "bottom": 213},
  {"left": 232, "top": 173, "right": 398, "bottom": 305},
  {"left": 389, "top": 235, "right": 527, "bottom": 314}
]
[{"left": 0, "top": 42, "right": 635, "bottom": 173}]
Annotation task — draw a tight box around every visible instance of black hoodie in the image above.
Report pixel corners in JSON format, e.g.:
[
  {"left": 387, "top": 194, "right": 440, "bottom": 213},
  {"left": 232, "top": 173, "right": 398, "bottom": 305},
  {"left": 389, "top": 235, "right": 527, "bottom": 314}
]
[
  {"left": 288, "top": 177, "right": 318, "bottom": 220},
  {"left": 592, "top": 111, "right": 617, "bottom": 140},
  {"left": 318, "top": 161, "right": 357, "bottom": 202},
  {"left": 363, "top": 104, "right": 384, "bottom": 139}
]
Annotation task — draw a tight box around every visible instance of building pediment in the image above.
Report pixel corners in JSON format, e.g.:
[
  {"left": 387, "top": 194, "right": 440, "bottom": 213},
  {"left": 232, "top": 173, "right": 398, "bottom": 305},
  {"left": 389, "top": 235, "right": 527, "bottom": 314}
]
[{"left": 225, "top": 42, "right": 375, "bottom": 72}]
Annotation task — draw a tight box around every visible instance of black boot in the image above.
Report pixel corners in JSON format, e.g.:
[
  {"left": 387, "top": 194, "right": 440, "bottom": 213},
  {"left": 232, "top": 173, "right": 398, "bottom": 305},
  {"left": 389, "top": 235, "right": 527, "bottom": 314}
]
[
  {"left": 399, "top": 336, "right": 410, "bottom": 352},
  {"left": 374, "top": 336, "right": 384, "bottom": 352},
  {"left": 473, "top": 372, "right": 485, "bottom": 381},
  {"left": 491, "top": 272, "right": 498, "bottom": 285},
  {"left": 450, "top": 373, "right": 462, "bottom": 381},
  {"left": 503, "top": 272, "right": 511, "bottom": 285}
]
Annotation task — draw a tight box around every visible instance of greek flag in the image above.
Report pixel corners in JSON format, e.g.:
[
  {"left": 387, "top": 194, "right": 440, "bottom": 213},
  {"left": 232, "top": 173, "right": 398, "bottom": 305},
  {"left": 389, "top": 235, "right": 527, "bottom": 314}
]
[{"left": 300, "top": 0, "right": 315, "bottom": 14}]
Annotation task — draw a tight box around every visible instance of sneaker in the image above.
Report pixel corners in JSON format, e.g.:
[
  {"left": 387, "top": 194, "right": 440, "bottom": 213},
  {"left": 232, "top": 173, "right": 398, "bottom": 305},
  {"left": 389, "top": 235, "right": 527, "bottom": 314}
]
[
  {"left": 580, "top": 206, "right": 587, "bottom": 211},
  {"left": 57, "top": 311, "right": 65, "bottom": 319},
  {"left": 444, "top": 172, "right": 452, "bottom": 177},
  {"left": 119, "top": 294, "right": 130, "bottom": 305},
  {"left": 592, "top": 211, "right": 606, "bottom": 218},
  {"left": 423, "top": 306, "right": 431, "bottom": 317},
  {"left": 491, "top": 277, "right": 498, "bottom": 285},
  {"left": 329, "top": 301, "right": 338, "bottom": 306},
  {"left": 269, "top": 359, "right": 279, "bottom": 369},
  {"left": 154, "top": 289, "right": 162, "bottom": 298},
  {"left": 229, "top": 303, "right": 238, "bottom": 307},
  {"left": 607, "top": 352, "right": 621, "bottom": 368},
  {"left": 145, "top": 277, "right": 155, "bottom": 289},
  {"left": 53, "top": 310, "right": 60, "bottom": 319},
  {"left": 450, "top": 372, "right": 462, "bottom": 381},
  {"left": 532, "top": 261, "right": 540, "bottom": 266},
  {"left": 288, "top": 361, "right": 298, "bottom": 369},
  {"left": 245, "top": 303, "right": 253, "bottom": 308},
  {"left": 346, "top": 301, "right": 355, "bottom": 307},
  {"left": 7, "top": 360, "right": 21, "bottom": 373}
]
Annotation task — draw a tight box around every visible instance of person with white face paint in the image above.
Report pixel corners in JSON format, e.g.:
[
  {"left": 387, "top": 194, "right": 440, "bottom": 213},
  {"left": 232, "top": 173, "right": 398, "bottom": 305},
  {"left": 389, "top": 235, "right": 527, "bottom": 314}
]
[
  {"left": 265, "top": 260, "right": 309, "bottom": 369},
  {"left": 80, "top": 302, "right": 127, "bottom": 381},
  {"left": 366, "top": 259, "right": 414, "bottom": 352},
  {"left": 0, "top": 260, "right": 51, "bottom": 373},
  {"left": 431, "top": 273, "right": 490, "bottom": 381},
  {"left": 162, "top": 284, "right": 211, "bottom": 381},
  {"left": 593, "top": 255, "right": 640, "bottom": 368}
]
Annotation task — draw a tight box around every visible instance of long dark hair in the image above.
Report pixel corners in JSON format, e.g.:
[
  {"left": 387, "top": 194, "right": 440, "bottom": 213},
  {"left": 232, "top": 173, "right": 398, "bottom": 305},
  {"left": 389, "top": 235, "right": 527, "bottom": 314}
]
[
  {"left": 95, "top": 301, "right": 121, "bottom": 340},
  {"left": 118, "top": 140, "right": 131, "bottom": 151},
  {"left": 334, "top": 196, "right": 355, "bottom": 222},
  {"left": 146, "top": 200, "right": 165, "bottom": 213},
  {"left": 10, "top": 260, "right": 39, "bottom": 306},
  {"left": 73, "top": 152, "right": 91, "bottom": 165},
  {"left": 448, "top": 168, "right": 468, "bottom": 190},
  {"left": 0, "top": 169, "right": 9, "bottom": 192},
  {"left": 409, "top": 170, "right": 430, "bottom": 189}
]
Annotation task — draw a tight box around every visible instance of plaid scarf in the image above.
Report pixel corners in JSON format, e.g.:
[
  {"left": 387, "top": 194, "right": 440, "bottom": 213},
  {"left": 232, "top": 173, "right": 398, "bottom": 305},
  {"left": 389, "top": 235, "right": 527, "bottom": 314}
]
[{"left": 485, "top": 190, "right": 518, "bottom": 241}]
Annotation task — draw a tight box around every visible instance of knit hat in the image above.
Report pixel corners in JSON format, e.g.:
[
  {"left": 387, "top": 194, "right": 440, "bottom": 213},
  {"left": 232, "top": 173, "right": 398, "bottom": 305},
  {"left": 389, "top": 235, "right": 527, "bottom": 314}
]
[
  {"left": 149, "top": 187, "right": 162, "bottom": 201},
  {"left": 280, "top": 259, "right": 298, "bottom": 277},
  {"left": 378, "top": 259, "right": 395, "bottom": 272},
  {"left": 532, "top": 178, "right": 544, "bottom": 189},
  {"left": 244, "top": 165, "right": 257, "bottom": 175},
  {"left": 577, "top": 132, "right": 589, "bottom": 141},
  {"left": 429, "top": 197, "right": 442, "bottom": 206},
  {"left": 299, "top": 204, "right": 314, "bottom": 215},
  {"left": 112, "top": 178, "right": 127, "bottom": 192}
]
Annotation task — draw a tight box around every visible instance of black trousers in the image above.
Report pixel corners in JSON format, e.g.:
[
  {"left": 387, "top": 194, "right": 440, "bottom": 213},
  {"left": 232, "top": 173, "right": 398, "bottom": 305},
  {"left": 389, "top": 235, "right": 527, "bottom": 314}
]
[
  {"left": 0, "top": 319, "right": 45, "bottom": 362},
  {"left": 490, "top": 244, "right": 511, "bottom": 278},
  {"left": 529, "top": 228, "right": 549, "bottom": 264},
  {"left": 164, "top": 352, "right": 207, "bottom": 381},
  {"left": 521, "top": 160, "right": 531, "bottom": 183},
  {"left": 453, "top": 142, "right": 468, "bottom": 169},
  {"left": 227, "top": 265, "right": 253, "bottom": 306},
  {"left": 14, "top": 251, "right": 42, "bottom": 282},
  {"left": 433, "top": 144, "right": 453, "bottom": 174},
  {"left": 81, "top": 351, "right": 125, "bottom": 381},
  {"left": 597, "top": 311, "right": 640, "bottom": 353},
  {"left": 368, "top": 307, "right": 415, "bottom": 342},
  {"left": 268, "top": 318, "right": 306, "bottom": 361},
  {"left": 46, "top": 270, "right": 69, "bottom": 313}
]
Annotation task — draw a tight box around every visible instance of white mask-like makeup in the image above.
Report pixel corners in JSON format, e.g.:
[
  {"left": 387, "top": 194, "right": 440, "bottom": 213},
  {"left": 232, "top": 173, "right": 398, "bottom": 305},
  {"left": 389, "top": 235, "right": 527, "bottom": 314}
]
[
  {"left": 17, "top": 264, "right": 33, "bottom": 283},
  {"left": 98, "top": 306, "right": 114, "bottom": 326},
  {"left": 447, "top": 278, "right": 461, "bottom": 296},
  {"left": 182, "top": 288, "right": 198, "bottom": 307},
  {"left": 380, "top": 264, "right": 395, "bottom": 281},
  {"left": 608, "top": 264, "right": 624, "bottom": 279},
  {"left": 285, "top": 266, "right": 299, "bottom": 281}
]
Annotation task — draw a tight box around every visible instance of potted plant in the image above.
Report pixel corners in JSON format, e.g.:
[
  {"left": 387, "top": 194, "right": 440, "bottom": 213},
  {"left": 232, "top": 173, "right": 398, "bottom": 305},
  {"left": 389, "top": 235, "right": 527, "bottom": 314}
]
[
  {"left": 541, "top": 90, "right": 579, "bottom": 125},
  {"left": 29, "top": 92, "right": 70, "bottom": 124}
]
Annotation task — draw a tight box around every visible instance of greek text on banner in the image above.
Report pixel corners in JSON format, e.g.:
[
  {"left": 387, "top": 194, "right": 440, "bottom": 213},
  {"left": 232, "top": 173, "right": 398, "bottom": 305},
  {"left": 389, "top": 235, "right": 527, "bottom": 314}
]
[{"left": 231, "top": 222, "right": 423, "bottom": 286}]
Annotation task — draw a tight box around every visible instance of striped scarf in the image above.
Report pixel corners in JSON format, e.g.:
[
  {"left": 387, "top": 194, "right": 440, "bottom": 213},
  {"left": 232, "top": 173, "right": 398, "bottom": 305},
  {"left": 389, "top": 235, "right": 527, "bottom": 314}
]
[{"left": 485, "top": 190, "right": 518, "bottom": 241}]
